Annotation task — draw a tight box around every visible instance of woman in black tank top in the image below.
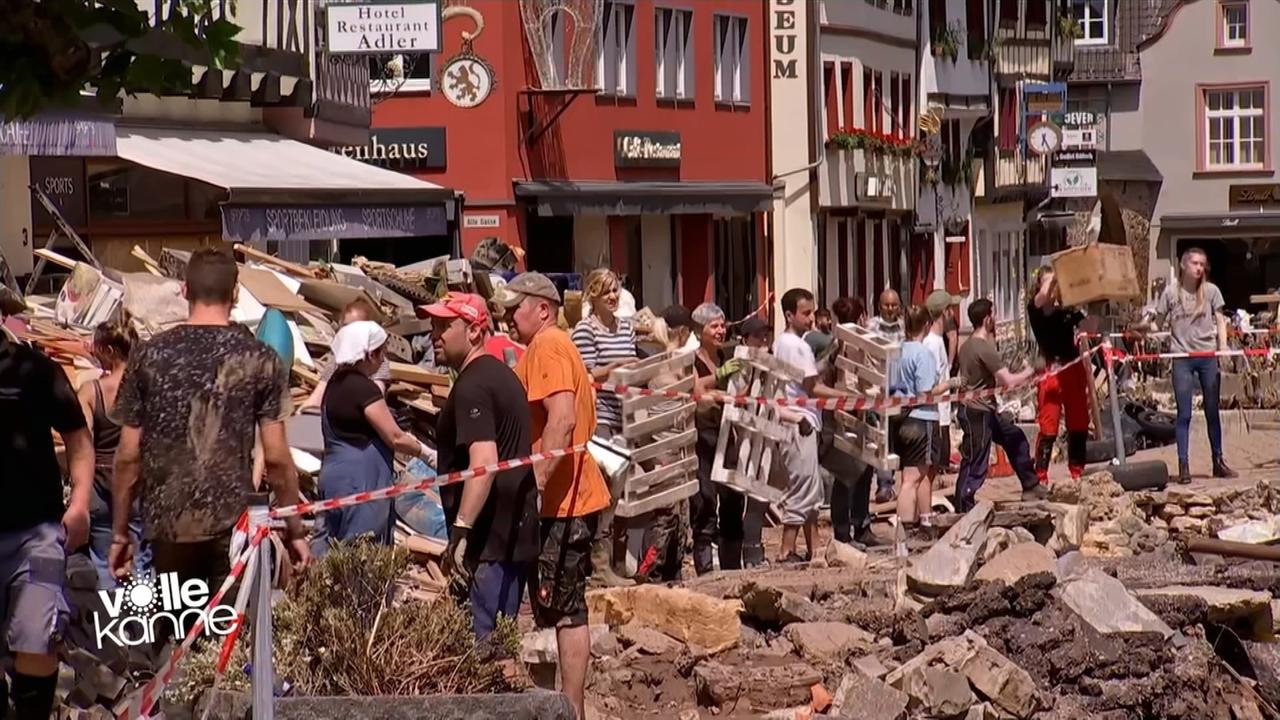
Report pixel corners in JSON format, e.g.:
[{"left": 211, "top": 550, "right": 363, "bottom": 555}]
[{"left": 77, "top": 323, "right": 149, "bottom": 589}]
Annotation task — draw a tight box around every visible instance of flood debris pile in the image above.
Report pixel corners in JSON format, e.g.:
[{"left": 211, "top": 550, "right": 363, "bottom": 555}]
[{"left": 568, "top": 471, "right": 1280, "bottom": 719}]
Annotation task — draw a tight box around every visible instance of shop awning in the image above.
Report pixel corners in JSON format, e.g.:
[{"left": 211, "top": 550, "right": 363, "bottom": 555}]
[
  {"left": 116, "top": 126, "right": 453, "bottom": 242},
  {"left": 1160, "top": 211, "right": 1280, "bottom": 235},
  {"left": 1097, "top": 150, "right": 1162, "bottom": 183},
  {"left": 514, "top": 180, "right": 774, "bottom": 216}
]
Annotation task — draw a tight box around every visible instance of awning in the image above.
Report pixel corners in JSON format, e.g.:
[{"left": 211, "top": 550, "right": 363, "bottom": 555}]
[
  {"left": 116, "top": 126, "right": 454, "bottom": 242},
  {"left": 514, "top": 180, "right": 773, "bottom": 216},
  {"left": 1097, "top": 150, "right": 1162, "bottom": 183},
  {"left": 1160, "top": 211, "right": 1280, "bottom": 235},
  {"left": 0, "top": 114, "right": 117, "bottom": 156}
]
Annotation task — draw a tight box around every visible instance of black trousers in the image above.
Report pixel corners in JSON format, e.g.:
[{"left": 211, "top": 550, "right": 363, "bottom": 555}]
[
  {"left": 692, "top": 439, "right": 764, "bottom": 572},
  {"left": 821, "top": 446, "right": 873, "bottom": 543}
]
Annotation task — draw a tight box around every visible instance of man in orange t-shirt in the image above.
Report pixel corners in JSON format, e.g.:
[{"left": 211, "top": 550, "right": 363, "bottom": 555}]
[{"left": 500, "top": 271, "right": 607, "bottom": 719}]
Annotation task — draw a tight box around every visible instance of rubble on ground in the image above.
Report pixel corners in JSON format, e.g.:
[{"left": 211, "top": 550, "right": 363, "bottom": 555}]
[{"left": 574, "top": 470, "right": 1280, "bottom": 719}]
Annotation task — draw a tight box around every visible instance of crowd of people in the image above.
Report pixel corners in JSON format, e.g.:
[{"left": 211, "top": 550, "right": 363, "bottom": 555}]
[{"left": 0, "top": 244, "right": 1242, "bottom": 719}]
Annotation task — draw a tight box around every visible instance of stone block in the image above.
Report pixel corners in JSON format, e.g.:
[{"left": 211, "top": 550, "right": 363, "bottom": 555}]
[
  {"left": 588, "top": 585, "right": 742, "bottom": 653},
  {"left": 907, "top": 503, "right": 994, "bottom": 596}
]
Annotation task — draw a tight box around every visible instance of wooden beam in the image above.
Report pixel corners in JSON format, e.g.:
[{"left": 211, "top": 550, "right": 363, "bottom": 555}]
[
  {"left": 389, "top": 361, "right": 451, "bottom": 386},
  {"left": 233, "top": 243, "right": 322, "bottom": 279}
]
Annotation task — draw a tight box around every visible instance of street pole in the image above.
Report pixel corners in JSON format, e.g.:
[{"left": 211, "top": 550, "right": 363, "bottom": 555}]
[
  {"left": 248, "top": 494, "right": 275, "bottom": 720},
  {"left": 1104, "top": 338, "right": 1126, "bottom": 468}
]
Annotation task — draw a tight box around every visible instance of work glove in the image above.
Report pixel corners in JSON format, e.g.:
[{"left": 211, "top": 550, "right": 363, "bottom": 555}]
[
  {"left": 715, "top": 358, "right": 744, "bottom": 384},
  {"left": 443, "top": 525, "right": 473, "bottom": 595}
]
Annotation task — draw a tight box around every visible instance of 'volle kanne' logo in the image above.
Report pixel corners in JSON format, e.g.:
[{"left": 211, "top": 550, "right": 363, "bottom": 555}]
[{"left": 93, "top": 572, "right": 239, "bottom": 648}]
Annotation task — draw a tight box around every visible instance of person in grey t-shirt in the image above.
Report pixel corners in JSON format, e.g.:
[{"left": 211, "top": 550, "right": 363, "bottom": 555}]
[{"left": 1139, "top": 247, "right": 1236, "bottom": 483}]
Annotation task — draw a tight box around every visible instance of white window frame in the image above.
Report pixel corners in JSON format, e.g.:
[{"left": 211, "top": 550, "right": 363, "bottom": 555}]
[
  {"left": 1073, "top": 0, "right": 1108, "bottom": 45},
  {"left": 597, "top": 0, "right": 636, "bottom": 96},
  {"left": 713, "top": 13, "right": 750, "bottom": 105},
  {"left": 369, "top": 53, "right": 434, "bottom": 94},
  {"left": 655, "top": 6, "right": 695, "bottom": 101},
  {"left": 1203, "top": 86, "right": 1267, "bottom": 170},
  {"left": 543, "top": 10, "right": 567, "bottom": 87},
  {"left": 1222, "top": 2, "right": 1248, "bottom": 48}
]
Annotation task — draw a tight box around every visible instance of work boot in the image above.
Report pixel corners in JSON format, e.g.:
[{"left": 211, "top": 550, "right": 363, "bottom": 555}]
[
  {"left": 1213, "top": 458, "right": 1239, "bottom": 479},
  {"left": 718, "top": 541, "right": 743, "bottom": 571},
  {"left": 1177, "top": 462, "right": 1192, "bottom": 485},
  {"left": 590, "top": 540, "right": 634, "bottom": 588}
]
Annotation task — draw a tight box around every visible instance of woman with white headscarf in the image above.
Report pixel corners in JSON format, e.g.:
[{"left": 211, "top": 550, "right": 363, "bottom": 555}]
[{"left": 314, "top": 321, "right": 433, "bottom": 555}]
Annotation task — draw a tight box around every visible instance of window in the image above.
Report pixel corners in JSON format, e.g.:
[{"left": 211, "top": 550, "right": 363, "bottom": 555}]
[
  {"left": 929, "top": 0, "right": 948, "bottom": 40},
  {"left": 824, "top": 62, "right": 838, "bottom": 136},
  {"left": 713, "top": 14, "right": 749, "bottom": 104},
  {"left": 889, "top": 72, "right": 901, "bottom": 134},
  {"left": 998, "top": 0, "right": 1018, "bottom": 28},
  {"left": 655, "top": 6, "right": 694, "bottom": 100},
  {"left": 863, "top": 67, "right": 884, "bottom": 132},
  {"left": 1220, "top": 2, "right": 1248, "bottom": 49},
  {"left": 898, "top": 74, "right": 913, "bottom": 137},
  {"left": 599, "top": 1, "right": 636, "bottom": 96},
  {"left": 543, "top": 10, "right": 567, "bottom": 87},
  {"left": 841, "top": 62, "right": 855, "bottom": 132},
  {"left": 966, "top": 0, "right": 986, "bottom": 59},
  {"left": 998, "top": 87, "right": 1019, "bottom": 151},
  {"left": 1201, "top": 86, "right": 1268, "bottom": 170},
  {"left": 369, "top": 54, "right": 434, "bottom": 94},
  {"left": 1026, "top": 0, "right": 1047, "bottom": 27},
  {"left": 1073, "top": 0, "right": 1107, "bottom": 44}
]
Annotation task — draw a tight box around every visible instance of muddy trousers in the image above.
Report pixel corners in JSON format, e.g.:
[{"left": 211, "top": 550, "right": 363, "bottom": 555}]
[{"left": 1035, "top": 361, "right": 1090, "bottom": 482}]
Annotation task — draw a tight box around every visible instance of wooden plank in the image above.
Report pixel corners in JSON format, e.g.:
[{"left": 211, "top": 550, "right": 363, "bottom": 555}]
[
  {"left": 710, "top": 469, "right": 786, "bottom": 504},
  {"left": 620, "top": 375, "right": 696, "bottom": 415},
  {"left": 396, "top": 531, "right": 446, "bottom": 557},
  {"left": 625, "top": 455, "right": 698, "bottom": 496},
  {"left": 622, "top": 402, "right": 694, "bottom": 440},
  {"left": 615, "top": 476, "right": 700, "bottom": 518},
  {"left": 611, "top": 349, "right": 695, "bottom": 385},
  {"left": 34, "top": 248, "right": 78, "bottom": 270},
  {"left": 834, "top": 354, "right": 887, "bottom": 388},
  {"left": 629, "top": 428, "right": 697, "bottom": 465},
  {"left": 833, "top": 323, "right": 900, "bottom": 360},
  {"left": 834, "top": 434, "right": 901, "bottom": 471},
  {"left": 389, "top": 361, "right": 450, "bottom": 386},
  {"left": 736, "top": 346, "right": 803, "bottom": 383},
  {"left": 233, "top": 243, "right": 322, "bottom": 279}
]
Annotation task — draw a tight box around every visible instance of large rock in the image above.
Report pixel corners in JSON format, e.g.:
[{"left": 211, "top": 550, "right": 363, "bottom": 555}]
[
  {"left": 1047, "top": 504, "right": 1087, "bottom": 555},
  {"left": 738, "top": 582, "right": 828, "bottom": 627},
  {"left": 974, "top": 475, "right": 1024, "bottom": 506},
  {"left": 785, "top": 622, "right": 875, "bottom": 661},
  {"left": 829, "top": 671, "right": 909, "bottom": 720},
  {"left": 587, "top": 585, "right": 742, "bottom": 653},
  {"left": 975, "top": 543, "right": 1056, "bottom": 586},
  {"left": 979, "top": 528, "right": 1014, "bottom": 564},
  {"left": 907, "top": 503, "right": 994, "bottom": 596},
  {"left": 693, "top": 661, "right": 823, "bottom": 710},
  {"left": 825, "top": 540, "right": 869, "bottom": 570},
  {"left": 617, "top": 623, "right": 686, "bottom": 656},
  {"left": 1134, "top": 586, "right": 1274, "bottom": 640},
  {"left": 1218, "top": 516, "right": 1280, "bottom": 544},
  {"left": 1055, "top": 568, "right": 1174, "bottom": 639},
  {"left": 901, "top": 668, "right": 975, "bottom": 717},
  {"left": 883, "top": 631, "right": 1036, "bottom": 718}
]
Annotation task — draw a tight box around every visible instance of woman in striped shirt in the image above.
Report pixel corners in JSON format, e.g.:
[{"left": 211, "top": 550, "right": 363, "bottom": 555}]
[{"left": 572, "top": 269, "right": 638, "bottom": 439}]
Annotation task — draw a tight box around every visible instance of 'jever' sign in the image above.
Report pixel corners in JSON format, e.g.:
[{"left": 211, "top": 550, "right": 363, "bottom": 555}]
[
  {"left": 327, "top": 1, "right": 441, "bottom": 54},
  {"left": 772, "top": 0, "right": 799, "bottom": 79}
]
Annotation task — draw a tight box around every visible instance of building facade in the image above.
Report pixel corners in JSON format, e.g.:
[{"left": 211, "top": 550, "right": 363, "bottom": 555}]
[
  {"left": 1069, "top": 0, "right": 1280, "bottom": 309},
  {"left": 368, "top": 0, "right": 771, "bottom": 317}
]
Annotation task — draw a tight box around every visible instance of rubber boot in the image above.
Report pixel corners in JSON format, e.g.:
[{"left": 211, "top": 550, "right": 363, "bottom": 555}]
[
  {"left": 718, "top": 540, "right": 743, "bottom": 571},
  {"left": 1033, "top": 434, "right": 1056, "bottom": 485},
  {"left": 693, "top": 542, "right": 715, "bottom": 575},
  {"left": 590, "top": 539, "right": 634, "bottom": 588}
]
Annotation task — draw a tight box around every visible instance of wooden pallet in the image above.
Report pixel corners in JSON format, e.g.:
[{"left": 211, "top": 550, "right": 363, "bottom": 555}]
[
  {"left": 709, "top": 346, "right": 797, "bottom": 505},
  {"left": 831, "top": 324, "right": 901, "bottom": 471},
  {"left": 609, "top": 349, "right": 699, "bottom": 518}
]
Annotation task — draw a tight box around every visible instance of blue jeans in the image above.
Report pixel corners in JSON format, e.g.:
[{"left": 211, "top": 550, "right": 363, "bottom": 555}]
[
  {"left": 470, "top": 561, "right": 527, "bottom": 640},
  {"left": 1172, "top": 357, "right": 1223, "bottom": 465}
]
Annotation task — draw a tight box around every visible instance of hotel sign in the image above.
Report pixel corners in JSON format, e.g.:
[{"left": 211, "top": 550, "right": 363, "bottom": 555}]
[
  {"left": 330, "top": 127, "right": 446, "bottom": 169},
  {"left": 614, "top": 131, "right": 681, "bottom": 168},
  {"left": 327, "top": 1, "right": 442, "bottom": 54},
  {"left": 1230, "top": 184, "right": 1280, "bottom": 207}
]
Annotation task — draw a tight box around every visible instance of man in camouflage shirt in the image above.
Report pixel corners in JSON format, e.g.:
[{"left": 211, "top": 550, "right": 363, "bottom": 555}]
[{"left": 111, "top": 249, "right": 310, "bottom": 594}]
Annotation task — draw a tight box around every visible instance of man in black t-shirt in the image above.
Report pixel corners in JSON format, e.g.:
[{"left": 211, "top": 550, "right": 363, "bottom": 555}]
[
  {"left": 426, "top": 293, "right": 538, "bottom": 641},
  {"left": 0, "top": 309, "right": 94, "bottom": 718},
  {"left": 1027, "top": 268, "right": 1092, "bottom": 483}
]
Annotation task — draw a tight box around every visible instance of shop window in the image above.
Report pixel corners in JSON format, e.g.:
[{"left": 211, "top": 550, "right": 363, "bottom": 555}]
[
  {"left": 369, "top": 53, "right": 433, "bottom": 94},
  {"left": 1072, "top": 0, "right": 1107, "bottom": 45},
  {"left": 1199, "top": 84, "right": 1269, "bottom": 171},
  {"left": 86, "top": 160, "right": 219, "bottom": 223},
  {"left": 713, "top": 14, "right": 750, "bottom": 104},
  {"left": 655, "top": 6, "right": 694, "bottom": 100},
  {"left": 598, "top": 0, "right": 636, "bottom": 97},
  {"left": 1218, "top": 2, "right": 1249, "bottom": 50}
]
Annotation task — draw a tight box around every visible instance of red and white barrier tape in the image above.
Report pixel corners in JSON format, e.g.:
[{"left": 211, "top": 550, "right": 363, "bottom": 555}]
[
  {"left": 119, "top": 526, "right": 269, "bottom": 720},
  {"left": 595, "top": 347, "right": 1100, "bottom": 413},
  {"left": 267, "top": 444, "right": 587, "bottom": 520},
  {"left": 1109, "top": 347, "right": 1280, "bottom": 363},
  {"left": 1085, "top": 327, "right": 1280, "bottom": 340}
]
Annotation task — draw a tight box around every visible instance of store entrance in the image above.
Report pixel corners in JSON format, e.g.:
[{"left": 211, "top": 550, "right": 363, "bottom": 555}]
[{"left": 1176, "top": 237, "right": 1280, "bottom": 313}]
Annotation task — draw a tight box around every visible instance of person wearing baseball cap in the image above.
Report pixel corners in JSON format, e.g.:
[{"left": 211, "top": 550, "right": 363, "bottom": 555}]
[
  {"left": 924, "top": 289, "right": 962, "bottom": 466},
  {"left": 502, "top": 271, "right": 608, "bottom": 719},
  {"left": 313, "top": 321, "right": 435, "bottom": 555},
  {"left": 738, "top": 315, "right": 771, "bottom": 348},
  {"left": 425, "top": 292, "right": 539, "bottom": 641}
]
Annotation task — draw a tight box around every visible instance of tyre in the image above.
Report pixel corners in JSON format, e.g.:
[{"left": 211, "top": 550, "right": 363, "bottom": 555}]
[
  {"left": 1134, "top": 409, "right": 1177, "bottom": 445},
  {"left": 1111, "top": 460, "right": 1170, "bottom": 491}
]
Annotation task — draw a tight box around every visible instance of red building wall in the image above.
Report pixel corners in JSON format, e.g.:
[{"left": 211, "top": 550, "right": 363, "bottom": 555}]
[{"left": 369, "top": 0, "right": 768, "bottom": 265}]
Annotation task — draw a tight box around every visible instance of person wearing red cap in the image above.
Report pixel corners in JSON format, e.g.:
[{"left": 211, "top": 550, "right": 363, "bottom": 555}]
[{"left": 425, "top": 293, "right": 539, "bottom": 641}]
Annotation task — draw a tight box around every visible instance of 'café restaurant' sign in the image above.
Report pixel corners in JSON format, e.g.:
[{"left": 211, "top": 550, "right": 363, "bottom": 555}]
[
  {"left": 330, "top": 127, "right": 446, "bottom": 170},
  {"left": 614, "top": 130, "right": 681, "bottom": 168}
]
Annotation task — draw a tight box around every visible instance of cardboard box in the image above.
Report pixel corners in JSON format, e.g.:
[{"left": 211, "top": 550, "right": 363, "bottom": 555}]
[{"left": 1050, "top": 243, "right": 1141, "bottom": 306}]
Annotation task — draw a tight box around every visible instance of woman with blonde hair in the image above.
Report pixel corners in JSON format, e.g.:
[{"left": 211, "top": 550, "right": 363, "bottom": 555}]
[{"left": 1140, "top": 247, "right": 1236, "bottom": 483}]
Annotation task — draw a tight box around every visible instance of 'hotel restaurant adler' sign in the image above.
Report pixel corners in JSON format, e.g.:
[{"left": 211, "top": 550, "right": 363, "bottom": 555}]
[
  {"left": 330, "top": 127, "right": 446, "bottom": 170},
  {"left": 327, "top": 1, "right": 442, "bottom": 54},
  {"left": 615, "top": 130, "right": 681, "bottom": 168}
]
